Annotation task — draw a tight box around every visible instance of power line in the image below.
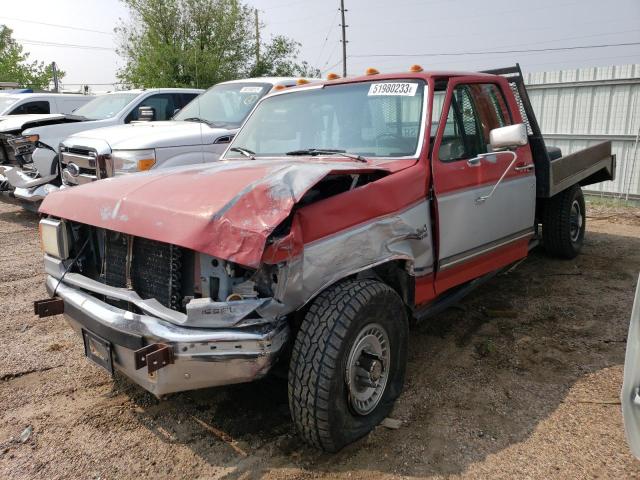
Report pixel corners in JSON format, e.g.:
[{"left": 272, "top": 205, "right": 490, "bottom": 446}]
[
  {"left": 0, "top": 16, "right": 112, "bottom": 35},
  {"left": 16, "top": 39, "right": 115, "bottom": 51},
  {"left": 351, "top": 42, "right": 640, "bottom": 58},
  {"left": 315, "top": 7, "right": 341, "bottom": 66}
]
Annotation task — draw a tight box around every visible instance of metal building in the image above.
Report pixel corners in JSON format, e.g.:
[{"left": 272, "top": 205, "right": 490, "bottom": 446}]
[{"left": 525, "top": 64, "right": 640, "bottom": 198}]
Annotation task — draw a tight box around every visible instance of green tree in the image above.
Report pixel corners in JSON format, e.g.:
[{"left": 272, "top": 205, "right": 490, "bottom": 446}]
[
  {"left": 116, "top": 0, "right": 318, "bottom": 88},
  {"left": 0, "top": 25, "right": 64, "bottom": 90}
]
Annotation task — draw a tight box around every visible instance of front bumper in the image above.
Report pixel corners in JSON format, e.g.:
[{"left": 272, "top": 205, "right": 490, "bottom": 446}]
[
  {"left": 45, "top": 275, "right": 290, "bottom": 396},
  {"left": 0, "top": 165, "right": 59, "bottom": 207}
]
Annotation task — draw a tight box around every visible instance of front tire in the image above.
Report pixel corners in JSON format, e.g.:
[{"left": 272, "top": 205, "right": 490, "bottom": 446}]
[
  {"left": 542, "top": 185, "right": 586, "bottom": 259},
  {"left": 288, "top": 279, "right": 408, "bottom": 452}
]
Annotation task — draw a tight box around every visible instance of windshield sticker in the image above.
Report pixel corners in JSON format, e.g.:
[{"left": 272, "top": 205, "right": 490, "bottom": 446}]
[
  {"left": 240, "top": 86, "right": 264, "bottom": 93},
  {"left": 368, "top": 83, "right": 418, "bottom": 96}
]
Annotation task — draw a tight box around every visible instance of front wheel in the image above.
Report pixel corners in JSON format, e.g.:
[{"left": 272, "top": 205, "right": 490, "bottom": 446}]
[
  {"left": 288, "top": 279, "right": 408, "bottom": 452},
  {"left": 542, "top": 185, "right": 586, "bottom": 259}
]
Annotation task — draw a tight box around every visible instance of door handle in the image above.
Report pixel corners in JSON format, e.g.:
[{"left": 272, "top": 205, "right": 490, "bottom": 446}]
[{"left": 514, "top": 164, "right": 534, "bottom": 172}]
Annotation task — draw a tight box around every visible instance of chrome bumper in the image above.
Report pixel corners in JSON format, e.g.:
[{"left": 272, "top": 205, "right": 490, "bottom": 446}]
[{"left": 45, "top": 275, "right": 290, "bottom": 396}]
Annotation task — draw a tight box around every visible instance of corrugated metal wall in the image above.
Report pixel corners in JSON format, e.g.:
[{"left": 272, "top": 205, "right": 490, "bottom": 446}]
[{"left": 525, "top": 64, "right": 640, "bottom": 197}]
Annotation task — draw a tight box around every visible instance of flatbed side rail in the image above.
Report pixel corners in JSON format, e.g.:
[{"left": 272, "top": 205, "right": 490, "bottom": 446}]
[{"left": 548, "top": 141, "right": 616, "bottom": 197}]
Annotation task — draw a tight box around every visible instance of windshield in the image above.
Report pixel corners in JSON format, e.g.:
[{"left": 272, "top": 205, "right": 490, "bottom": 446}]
[
  {"left": 174, "top": 82, "right": 271, "bottom": 127},
  {"left": 0, "top": 96, "right": 19, "bottom": 115},
  {"left": 73, "top": 92, "right": 139, "bottom": 120},
  {"left": 225, "top": 80, "right": 426, "bottom": 159}
]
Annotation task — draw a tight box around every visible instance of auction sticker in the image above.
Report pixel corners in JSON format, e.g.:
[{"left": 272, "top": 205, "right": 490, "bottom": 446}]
[
  {"left": 240, "top": 86, "right": 264, "bottom": 93},
  {"left": 368, "top": 82, "right": 418, "bottom": 96}
]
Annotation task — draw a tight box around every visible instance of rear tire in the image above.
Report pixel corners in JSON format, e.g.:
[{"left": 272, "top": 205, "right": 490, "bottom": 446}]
[
  {"left": 542, "top": 185, "right": 585, "bottom": 259},
  {"left": 288, "top": 279, "right": 408, "bottom": 452}
]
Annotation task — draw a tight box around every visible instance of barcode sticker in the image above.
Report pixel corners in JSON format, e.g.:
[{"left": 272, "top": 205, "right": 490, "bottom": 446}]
[
  {"left": 368, "top": 83, "right": 418, "bottom": 96},
  {"left": 240, "top": 86, "right": 264, "bottom": 93}
]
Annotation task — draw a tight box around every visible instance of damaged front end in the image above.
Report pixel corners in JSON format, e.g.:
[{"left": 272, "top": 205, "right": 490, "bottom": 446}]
[
  {"left": 37, "top": 155, "right": 431, "bottom": 396},
  {"left": 39, "top": 217, "right": 290, "bottom": 396},
  {"left": 0, "top": 134, "right": 59, "bottom": 208}
]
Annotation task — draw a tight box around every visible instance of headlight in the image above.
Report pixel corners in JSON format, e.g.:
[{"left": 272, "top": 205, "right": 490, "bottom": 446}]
[
  {"left": 39, "top": 218, "right": 69, "bottom": 259},
  {"left": 111, "top": 149, "right": 156, "bottom": 174},
  {"left": 7, "top": 134, "right": 39, "bottom": 156}
]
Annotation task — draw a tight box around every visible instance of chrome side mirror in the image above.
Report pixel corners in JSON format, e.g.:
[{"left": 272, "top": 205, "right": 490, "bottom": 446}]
[
  {"left": 137, "top": 106, "right": 156, "bottom": 122},
  {"left": 489, "top": 123, "right": 528, "bottom": 150}
]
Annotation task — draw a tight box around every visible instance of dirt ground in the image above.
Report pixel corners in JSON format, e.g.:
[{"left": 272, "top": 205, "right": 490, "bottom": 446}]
[{"left": 1, "top": 198, "right": 639, "bottom": 479}]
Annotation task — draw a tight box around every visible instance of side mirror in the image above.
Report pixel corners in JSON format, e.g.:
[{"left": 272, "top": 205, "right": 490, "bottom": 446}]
[
  {"left": 489, "top": 123, "right": 528, "bottom": 150},
  {"left": 137, "top": 106, "right": 156, "bottom": 122}
]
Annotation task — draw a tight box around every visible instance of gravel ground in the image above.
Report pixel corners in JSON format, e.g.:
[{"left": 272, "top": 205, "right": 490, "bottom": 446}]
[{"left": 0, "top": 198, "right": 639, "bottom": 479}]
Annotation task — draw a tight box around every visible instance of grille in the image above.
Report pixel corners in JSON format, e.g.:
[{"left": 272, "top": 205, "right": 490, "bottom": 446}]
[
  {"left": 103, "top": 232, "right": 183, "bottom": 310},
  {"left": 0, "top": 136, "right": 17, "bottom": 165},
  {"left": 104, "top": 231, "right": 128, "bottom": 288},
  {"left": 131, "top": 237, "right": 183, "bottom": 310}
]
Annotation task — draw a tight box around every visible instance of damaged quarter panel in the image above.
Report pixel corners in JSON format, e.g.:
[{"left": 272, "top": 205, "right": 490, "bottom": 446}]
[{"left": 260, "top": 161, "right": 433, "bottom": 315}]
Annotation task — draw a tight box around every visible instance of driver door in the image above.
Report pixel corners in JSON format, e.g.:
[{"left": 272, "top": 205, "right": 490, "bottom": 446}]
[{"left": 432, "top": 79, "right": 536, "bottom": 293}]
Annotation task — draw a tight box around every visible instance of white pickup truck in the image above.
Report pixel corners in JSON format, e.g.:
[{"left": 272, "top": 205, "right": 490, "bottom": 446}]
[
  {"left": 58, "top": 78, "right": 307, "bottom": 189},
  {"left": 0, "top": 88, "right": 202, "bottom": 207},
  {"left": 0, "top": 92, "right": 93, "bottom": 116}
]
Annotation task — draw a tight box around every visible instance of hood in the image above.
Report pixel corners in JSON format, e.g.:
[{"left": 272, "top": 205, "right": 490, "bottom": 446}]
[
  {"left": 0, "top": 114, "right": 69, "bottom": 133},
  {"left": 22, "top": 117, "right": 111, "bottom": 140},
  {"left": 68, "top": 121, "right": 235, "bottom": 150},
  {"left": 39, "top": 159, "right": 390, "bottom": 267}
]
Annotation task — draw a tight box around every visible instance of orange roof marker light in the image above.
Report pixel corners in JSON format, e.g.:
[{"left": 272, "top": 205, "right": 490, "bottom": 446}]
[
  {"left": 409, "top": 64, "right": 424, "bottom": 72},
  {"left": 273, "top": 85, "right": 288, "bottom": 91},
  {"left": 365, "top": 67, "right": 380, "bottom": 75},
  {"left": 326, "top": 73, "right": 341, "bottom": 80},
  {"left": 296, "top": 78, "right": 311, "bottom": 85}
]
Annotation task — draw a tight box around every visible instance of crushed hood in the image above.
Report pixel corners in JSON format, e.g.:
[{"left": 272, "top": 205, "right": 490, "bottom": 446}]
[
  {"left": 0, "top": 113, "right": 74, "bottom": 133},
  {"left": 69, "top": 120, "right": 235, "bottom": 150},
  {"left": 39, "top": 159, "right": 390, "bottom": 267}
]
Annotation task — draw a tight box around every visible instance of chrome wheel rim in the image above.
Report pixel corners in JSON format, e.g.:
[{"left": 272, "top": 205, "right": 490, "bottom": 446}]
[
  {"left": 569, "top": 199, "right": 583, "bottom": 243},
  {"left": 345, "top": 323, "right": 390, "bottom": 416}
]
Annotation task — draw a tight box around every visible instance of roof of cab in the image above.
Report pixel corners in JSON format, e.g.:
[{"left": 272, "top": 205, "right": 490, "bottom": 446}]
[
  {"left": 322, "top": 70, "right": 498, "bottom": 86},
  {"left": 0, "top": 92, "right": 92, "bottom": 100},
  {"left": 219, "top": 77, "right": 317, "bottom": 86}
]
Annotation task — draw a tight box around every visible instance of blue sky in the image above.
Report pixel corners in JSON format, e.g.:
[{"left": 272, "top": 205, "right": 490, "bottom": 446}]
[{"left": 1, "top": 0, "right": 639, "bottom": 90}]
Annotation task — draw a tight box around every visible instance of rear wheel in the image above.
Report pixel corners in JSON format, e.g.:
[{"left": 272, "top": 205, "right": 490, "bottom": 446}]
[
  {"left": 542, "top": 185, "right": 585, "bottom": 259},
  {"left": 288, "top": 279, "right": 408, "bottom": 452}
]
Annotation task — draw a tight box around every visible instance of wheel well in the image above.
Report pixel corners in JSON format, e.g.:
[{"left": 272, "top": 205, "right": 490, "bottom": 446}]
[{"left": 355, "top": 260, "right": 414, "bottom": 307}]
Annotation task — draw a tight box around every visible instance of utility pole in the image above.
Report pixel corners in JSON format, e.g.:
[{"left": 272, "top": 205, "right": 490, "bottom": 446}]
[
  {"left": 340, "top": 0, "right": 348, "bottom": 77},
  {"left": 255, "top": 9, "right": 260, "bottom": 67},
  {"left": 51, "top": 62, "right": 59, "bottom": 93}
]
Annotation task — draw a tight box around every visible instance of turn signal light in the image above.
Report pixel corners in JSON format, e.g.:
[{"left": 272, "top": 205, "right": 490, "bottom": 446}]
[
  {"left": 409, "top": 64, "right": 424, "bottom": 72},
  {"left": 326, "top": 73, "right": 340, "bottom": 80},
  {"left": 138, "top": 159, "right": 155, "bottom": 171},
  {"left": 365, "top": 67, "right": 380, "bottom": 75}
]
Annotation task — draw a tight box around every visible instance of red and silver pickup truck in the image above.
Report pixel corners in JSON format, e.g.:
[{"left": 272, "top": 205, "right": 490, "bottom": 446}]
[{"left": 36, "top": 65, "right": 615, "bottom": 451}]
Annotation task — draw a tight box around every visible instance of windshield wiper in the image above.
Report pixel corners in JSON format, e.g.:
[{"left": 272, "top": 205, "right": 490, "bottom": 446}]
[
  {"left": 229, "top": 147, "right": 256, "bottom": 159},
  {"left": 183, "top": 116, "right": 215, "bottom": 127},
  {"left": 285, "top": 148, "right": 367, "bottom": 163}
]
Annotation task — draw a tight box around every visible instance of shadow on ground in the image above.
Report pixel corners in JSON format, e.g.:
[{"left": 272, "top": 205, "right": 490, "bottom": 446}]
[{"left": 103, "top": 229, "right": 639, "bottom": 478}]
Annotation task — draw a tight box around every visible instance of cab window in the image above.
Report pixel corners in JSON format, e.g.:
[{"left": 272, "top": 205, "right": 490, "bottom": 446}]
[
  {"left": 125, "top": 94, "right": 177, "bottom": 123},
  {"left": 438, "top": 83, "right": 512, "bottom": 162},
  {"left": 10, "top": 101, "right": 50, "bottom": 115}
]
